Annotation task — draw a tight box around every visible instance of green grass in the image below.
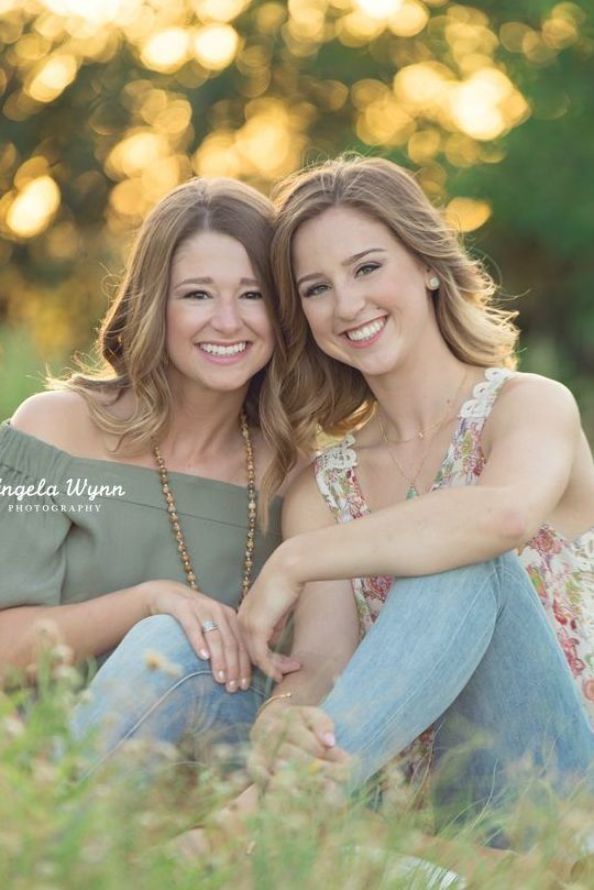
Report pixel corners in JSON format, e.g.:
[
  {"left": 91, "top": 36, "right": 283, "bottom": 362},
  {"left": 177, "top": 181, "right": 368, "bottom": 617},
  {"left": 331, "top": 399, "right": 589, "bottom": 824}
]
[
  {"left": 0, "top": 326, "right": 57, "bottom": 423},
  {"left": 1, "top": 653, "right": 592, "bottom": 890}
]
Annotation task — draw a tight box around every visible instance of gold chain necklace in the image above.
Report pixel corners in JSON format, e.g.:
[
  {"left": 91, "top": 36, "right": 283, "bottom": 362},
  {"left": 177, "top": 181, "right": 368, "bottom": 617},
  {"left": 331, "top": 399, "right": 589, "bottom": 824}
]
[
  {"left": 152, "top": 411, "right": 256, "bottom": 604},
  {"left": 378, "top": 370, "right": 469, "bottom": 500}
]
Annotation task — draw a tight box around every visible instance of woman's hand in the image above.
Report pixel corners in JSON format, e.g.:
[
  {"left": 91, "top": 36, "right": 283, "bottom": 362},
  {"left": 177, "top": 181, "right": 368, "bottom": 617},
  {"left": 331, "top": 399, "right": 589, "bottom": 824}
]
[
  {"left": 238, "top": 545, "right": 305, "bottom": 680},
  {"left": 137, "top": 580, "right": 299, "bottom": 693},
  {"left": 247, "top": 703, "right": 350, "bottom": 788}
]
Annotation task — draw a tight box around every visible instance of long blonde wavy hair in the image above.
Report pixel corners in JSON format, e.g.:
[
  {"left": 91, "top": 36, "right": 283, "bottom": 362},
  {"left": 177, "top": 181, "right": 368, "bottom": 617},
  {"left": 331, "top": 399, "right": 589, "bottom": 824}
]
[
  {"left": 54, "top": 177, "right": 292, "bottom": 515},
  {"left": 271, "top": 155, "right": 519, "bottom": 457}
]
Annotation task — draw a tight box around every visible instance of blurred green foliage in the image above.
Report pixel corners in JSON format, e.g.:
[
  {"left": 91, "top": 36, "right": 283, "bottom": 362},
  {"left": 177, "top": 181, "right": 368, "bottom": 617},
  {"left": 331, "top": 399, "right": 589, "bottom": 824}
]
[{"left": 0, "top": 0, "right": 593, "bottom": 429}]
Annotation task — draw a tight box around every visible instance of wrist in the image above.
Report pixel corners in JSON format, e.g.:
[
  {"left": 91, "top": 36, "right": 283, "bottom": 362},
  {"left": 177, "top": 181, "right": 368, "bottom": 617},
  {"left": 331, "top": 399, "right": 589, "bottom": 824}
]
[
  {"left": 272, "top": 536, "right": 308, "bottom": 586},
  {"left": 253, "top": 693, "right": 294, "bottom": 732},
  {"left": 256, "top": 691, "right": 293, "bottom": 719},
  {"left": 131, "top": 581, "right": 155, "bottom": 619}
]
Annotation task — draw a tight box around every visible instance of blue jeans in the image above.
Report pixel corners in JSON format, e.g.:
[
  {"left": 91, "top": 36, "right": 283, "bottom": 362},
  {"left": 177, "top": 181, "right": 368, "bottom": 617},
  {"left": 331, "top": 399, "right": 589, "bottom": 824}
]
[
  {"left": 73, "top": 554, "right": 594, "bottom": 826},
  {"left": 322, "top": 552, "right": 594, "bottom": 838},
  {"left": 70, "top": 614, "right": 266, "bottom": 778}
]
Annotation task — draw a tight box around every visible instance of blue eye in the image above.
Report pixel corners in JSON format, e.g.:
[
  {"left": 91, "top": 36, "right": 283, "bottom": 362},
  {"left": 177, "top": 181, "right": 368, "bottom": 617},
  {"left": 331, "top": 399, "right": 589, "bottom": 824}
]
[
  {"left": 303, "top": 282, "right": 329, "bottom": 298},
  {"left": 356, "top": 262, "right": 380, "bottom": 277}
]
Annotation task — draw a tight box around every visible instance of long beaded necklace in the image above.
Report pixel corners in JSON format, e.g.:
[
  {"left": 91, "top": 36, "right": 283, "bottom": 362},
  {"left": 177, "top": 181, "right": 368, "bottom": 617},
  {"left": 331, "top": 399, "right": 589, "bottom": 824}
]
[
  {"left": 152, "top": 411, "right": 256, "bottom": 603},
  {"left": 378, "top": 370, "right": 469, "bottom": 500}
]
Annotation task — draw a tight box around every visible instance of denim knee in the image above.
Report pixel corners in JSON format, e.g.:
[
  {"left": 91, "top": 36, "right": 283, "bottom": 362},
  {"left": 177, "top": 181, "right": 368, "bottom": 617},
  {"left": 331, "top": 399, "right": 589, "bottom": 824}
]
[{"left": 114, "top": 613, "right": 201, "bottom": 674}]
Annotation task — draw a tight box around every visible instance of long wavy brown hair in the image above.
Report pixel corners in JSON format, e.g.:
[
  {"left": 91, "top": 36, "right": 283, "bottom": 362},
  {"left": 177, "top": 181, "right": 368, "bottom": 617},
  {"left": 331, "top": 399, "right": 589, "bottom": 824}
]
[
  {"left": 53, "top": 177, "right": 293, "bottom": 517},
  {"left": 271, "top": 155, "right": 519, "bottom": 457}
]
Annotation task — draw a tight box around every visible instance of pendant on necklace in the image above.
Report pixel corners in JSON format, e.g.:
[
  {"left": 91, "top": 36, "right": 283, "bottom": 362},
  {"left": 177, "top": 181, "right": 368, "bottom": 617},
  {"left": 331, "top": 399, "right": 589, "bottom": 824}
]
[{"left": 406, "top": 485, "right": 419, "bottom": 500}]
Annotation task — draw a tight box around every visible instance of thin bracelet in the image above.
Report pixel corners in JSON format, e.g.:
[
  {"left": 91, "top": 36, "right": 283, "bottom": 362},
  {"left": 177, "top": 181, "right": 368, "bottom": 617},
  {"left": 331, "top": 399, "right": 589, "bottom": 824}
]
[{"left": 256, "top": 691, "right": 293, "bottom": 718}]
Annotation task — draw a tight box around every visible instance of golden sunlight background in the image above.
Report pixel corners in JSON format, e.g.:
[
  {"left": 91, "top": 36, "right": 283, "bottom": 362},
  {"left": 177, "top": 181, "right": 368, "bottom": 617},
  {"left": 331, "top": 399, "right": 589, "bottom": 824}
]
[{"left": 0, "top": 0, "right": 592, "bottom": 427}]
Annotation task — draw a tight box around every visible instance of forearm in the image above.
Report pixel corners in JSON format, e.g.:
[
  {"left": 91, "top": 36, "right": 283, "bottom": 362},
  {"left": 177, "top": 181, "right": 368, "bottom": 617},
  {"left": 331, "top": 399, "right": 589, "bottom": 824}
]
[
  {"left": 0, "top": 585, "right": 149, "bottom": 674},
  {"left": 278, "top": 485, "right": 524, "bottom": 585},
  {"left": 268, "top": 647, "right": 350, "bottom": 707}
]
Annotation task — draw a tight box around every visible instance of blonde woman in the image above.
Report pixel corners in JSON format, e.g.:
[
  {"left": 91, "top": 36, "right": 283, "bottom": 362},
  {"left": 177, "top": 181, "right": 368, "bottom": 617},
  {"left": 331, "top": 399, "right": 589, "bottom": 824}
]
[
  {"left": 238, "top": 157, "right": 594, "bottom": 841},
  {"left": 0, "top": 177, "right": 299, "bottom": 772}
]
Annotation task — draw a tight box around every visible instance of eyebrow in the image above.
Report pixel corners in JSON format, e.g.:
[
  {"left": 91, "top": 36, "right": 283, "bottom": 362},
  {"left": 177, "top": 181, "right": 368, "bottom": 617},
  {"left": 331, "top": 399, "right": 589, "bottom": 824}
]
[
  {"left": 295, "top": 248, "right": 387, "bottom": 287},
  {"left": 173, "top": 276, "right": 260, "bottom": 290}
]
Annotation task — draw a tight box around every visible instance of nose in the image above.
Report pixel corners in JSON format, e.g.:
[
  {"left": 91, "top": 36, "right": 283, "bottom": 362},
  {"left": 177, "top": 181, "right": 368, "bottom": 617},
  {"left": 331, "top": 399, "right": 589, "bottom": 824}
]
[
  {"left": 334, "top": 281, "right": 366, "bottom": 323},
  {"left": 211, "top": 298, "right": 242, "bottom": 335}
]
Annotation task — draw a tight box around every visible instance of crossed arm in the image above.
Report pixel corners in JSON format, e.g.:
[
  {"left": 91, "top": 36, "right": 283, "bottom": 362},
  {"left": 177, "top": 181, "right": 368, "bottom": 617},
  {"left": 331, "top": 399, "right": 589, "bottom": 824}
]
[
  {"left": 239, "top": 374, "right": 588, "bottom": 677},
  {"left": 244, "top": 373, "right": 590, "bottom": 781}
]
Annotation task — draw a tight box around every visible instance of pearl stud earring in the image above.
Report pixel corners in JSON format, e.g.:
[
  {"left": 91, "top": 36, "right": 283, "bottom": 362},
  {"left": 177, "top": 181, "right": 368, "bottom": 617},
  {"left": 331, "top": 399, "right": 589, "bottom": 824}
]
[{"left": 428, "top": 275, "right": 440, "bottom": 290}]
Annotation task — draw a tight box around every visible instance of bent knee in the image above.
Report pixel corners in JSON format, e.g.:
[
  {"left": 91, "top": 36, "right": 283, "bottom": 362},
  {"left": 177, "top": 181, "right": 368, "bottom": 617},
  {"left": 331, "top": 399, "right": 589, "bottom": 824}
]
[{"left": 112, "top": 614, "right": 199, "bottom": 672}]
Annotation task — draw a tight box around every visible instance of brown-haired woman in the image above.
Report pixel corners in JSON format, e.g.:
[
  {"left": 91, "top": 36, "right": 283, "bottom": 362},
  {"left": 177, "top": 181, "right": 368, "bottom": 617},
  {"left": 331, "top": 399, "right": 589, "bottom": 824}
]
[
  {"left": 238, "top": 156, "right": 594, "bottom": 846},
  {"left": 0, "top": 177, "right": 299, "bottom": 773}
]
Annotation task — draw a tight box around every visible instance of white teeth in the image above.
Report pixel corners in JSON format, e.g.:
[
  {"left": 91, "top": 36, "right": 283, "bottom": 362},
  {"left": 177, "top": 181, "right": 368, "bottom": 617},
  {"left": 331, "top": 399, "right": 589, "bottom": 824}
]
[
  {"left": 345, "top": 318, "right": 386, "bottom": 342},
  {"left": 199, "top": 342, "right": 248, "bottom": 356}
]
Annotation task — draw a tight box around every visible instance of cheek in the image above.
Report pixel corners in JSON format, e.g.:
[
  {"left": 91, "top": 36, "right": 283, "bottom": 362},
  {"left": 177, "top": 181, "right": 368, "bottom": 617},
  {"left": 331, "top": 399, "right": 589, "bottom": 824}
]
[
  {"left": 164, "top": 303, "right": 191, "bottom": 354},
  {"left": 252, "top": 306, "right": 275, "bottom": 357},
  {"left": 300, "top": 301, "right": 333, "bottom": 342},
  {"left": 256, "top": 305, "right": 274, "bottom": 338}
]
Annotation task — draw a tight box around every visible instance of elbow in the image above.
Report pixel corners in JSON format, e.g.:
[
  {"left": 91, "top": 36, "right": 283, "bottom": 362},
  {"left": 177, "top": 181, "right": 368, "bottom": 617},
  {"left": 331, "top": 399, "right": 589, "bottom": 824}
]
[{"left": 490, "top": 503, "right": 530, "bottom": 549}]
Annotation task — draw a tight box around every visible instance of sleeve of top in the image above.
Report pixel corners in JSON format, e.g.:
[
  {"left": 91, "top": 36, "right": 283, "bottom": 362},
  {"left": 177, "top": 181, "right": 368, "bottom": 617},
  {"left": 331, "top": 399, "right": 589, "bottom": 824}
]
[{"left": 0, "top": 459, "right": 71, "bottom": 609}]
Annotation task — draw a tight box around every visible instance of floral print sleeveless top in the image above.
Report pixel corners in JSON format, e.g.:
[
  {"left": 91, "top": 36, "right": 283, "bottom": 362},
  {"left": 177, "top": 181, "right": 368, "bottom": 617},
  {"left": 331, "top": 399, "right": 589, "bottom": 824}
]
[{"left": 314, "top": 367, "right": 594, "bottom": 792}]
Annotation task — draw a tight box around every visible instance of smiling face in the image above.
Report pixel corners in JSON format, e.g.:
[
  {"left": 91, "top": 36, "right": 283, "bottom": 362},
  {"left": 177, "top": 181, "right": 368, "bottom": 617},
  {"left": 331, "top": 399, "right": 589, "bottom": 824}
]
[
  {"left": 165, "top": 229, "right": 274, "bottom": 395},
  {"left": 292, "top": 205, "right": 440, "bottom": 380}
]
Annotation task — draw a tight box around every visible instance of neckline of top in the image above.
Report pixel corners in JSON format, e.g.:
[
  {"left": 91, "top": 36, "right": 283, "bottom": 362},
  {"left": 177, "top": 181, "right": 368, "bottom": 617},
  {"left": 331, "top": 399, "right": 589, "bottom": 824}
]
[
  {"left": 337, "top": 367, "right": 513, "bottom": 468},
  {"left": 0, "top": 420, "right": 274, "bottom": 496}
]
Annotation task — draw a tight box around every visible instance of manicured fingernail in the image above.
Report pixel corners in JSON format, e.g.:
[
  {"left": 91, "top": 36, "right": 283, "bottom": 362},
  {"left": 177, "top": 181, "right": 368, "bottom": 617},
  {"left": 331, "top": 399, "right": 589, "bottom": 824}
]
[
  {"left": 240, "top": 677, "right": 249, "bottom": 690},
  {"left": 217, "top": 670, "right": 225, "bottom": 681},
  {"left": 199, "top": 649, "right": 209, "bottom": 660},
  {"left": 227, "top": 680, "right": 237, "bottom": 692},
  {"left": 322, "top": 732, "right": 336, "bottom": 747}
]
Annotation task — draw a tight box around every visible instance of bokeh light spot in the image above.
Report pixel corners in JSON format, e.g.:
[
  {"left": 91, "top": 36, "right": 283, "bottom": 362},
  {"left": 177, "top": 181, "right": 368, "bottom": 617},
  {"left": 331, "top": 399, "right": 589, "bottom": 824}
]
[
  {"left": 140, "top": 28, "right": 189, "bottom": 73},
  {"left": 192, "top": 0, "right": 249, "bottom": 22},
  {"left": 193, "top": 24, "right": 239, "bottom": 70},
  {"left": 389, "top": 0, "right": 428, "bottom": 37},
  {"left": 192, "top": 132, "right": 241, "bottom": 178},
  {"left": 355, "top": 0, "right": 403, "bottom": 20},
  {"left": 26, "top": 54, "right": 77, "bottom": 103},
  {"left": 445, "top": 197, "right": 491, "bottom": 232},
  {"left": 106, "top": 131, "right": 169, "bottom": 179},
  {"left": 449, "top": 69, "right": 525, "bottom": 140},
  {"left": 6, "top": 176, "right": 61, "bottom": 239}
]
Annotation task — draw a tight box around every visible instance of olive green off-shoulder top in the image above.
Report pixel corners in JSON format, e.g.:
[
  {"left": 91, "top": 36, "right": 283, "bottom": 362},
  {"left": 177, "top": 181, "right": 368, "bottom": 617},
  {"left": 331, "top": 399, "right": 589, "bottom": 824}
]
[{"left": 0, "top": 421, "right": 282, "bottom": 610}]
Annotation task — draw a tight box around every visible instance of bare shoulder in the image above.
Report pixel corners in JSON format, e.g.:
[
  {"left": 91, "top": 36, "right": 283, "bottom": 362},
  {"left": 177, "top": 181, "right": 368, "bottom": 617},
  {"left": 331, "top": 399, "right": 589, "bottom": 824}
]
[
  {"left": 281, "top": 461, "right": 334, "bottom": 537},
  {"left": 10, "top": 390, "right": 106, "bottom": 454},
  {"left": 11, "top": 391, "right": 87, "bottom": 440},
  {"left": 487, "top": 371, "right": 580, "bottom": 438},
  {"left": 498, "top": 372, "right": 578, "bottom": 414}
]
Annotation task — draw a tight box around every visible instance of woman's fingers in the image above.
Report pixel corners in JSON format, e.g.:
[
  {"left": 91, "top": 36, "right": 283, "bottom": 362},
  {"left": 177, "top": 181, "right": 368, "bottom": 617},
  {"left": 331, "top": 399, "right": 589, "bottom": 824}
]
[
  {"left": 226, "top": 610, "right": 252, "bottom": 691},
  {"left": 269, "top": 652, "right": 302, "bottom": 675},
  {"left": 272, "top": 741, "right": 316, "bottom": 769},
  {"left": 307, "top": 710, "right": 343, "bottom": 755},
  {"left": 150, "top": 588, "right": 250, "bottom": 692},
  {"left": 173, "top": 609, "right": 211, "bottom": 661},
  {"left": 199, "top": 612, "right": 238, "bottom": 687},
  {"left": 238, "top": 598, "right": 291, "bottom": 681},
  {"left": 277, "top": 723, "right": 330, "bottom": 760},
  {"left": 253, "top": 644, "right": 284, "bottom": 682}
]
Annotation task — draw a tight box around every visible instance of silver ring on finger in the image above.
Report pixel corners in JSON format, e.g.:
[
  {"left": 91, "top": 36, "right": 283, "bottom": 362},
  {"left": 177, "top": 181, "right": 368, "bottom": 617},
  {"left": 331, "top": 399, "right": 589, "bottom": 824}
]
[{"left": 201, "top": 620, "right": 219, "bottom": 634}]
